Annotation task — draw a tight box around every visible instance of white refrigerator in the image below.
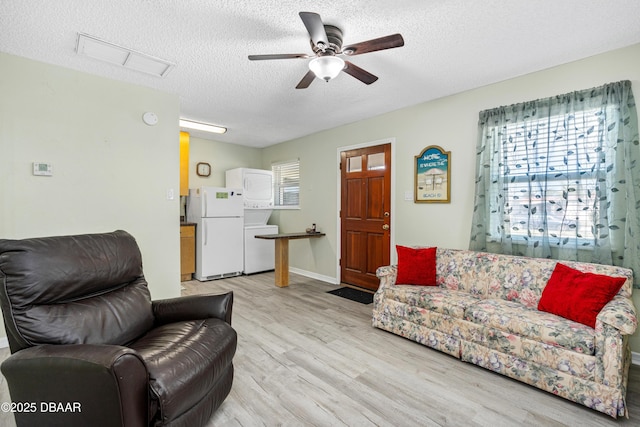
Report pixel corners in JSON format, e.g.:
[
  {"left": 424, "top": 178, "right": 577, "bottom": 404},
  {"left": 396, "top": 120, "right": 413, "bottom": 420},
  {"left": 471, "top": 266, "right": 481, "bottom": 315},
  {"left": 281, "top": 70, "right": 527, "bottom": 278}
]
[{"left": 187, "top": 187, "right": 244, "bottom": 281}]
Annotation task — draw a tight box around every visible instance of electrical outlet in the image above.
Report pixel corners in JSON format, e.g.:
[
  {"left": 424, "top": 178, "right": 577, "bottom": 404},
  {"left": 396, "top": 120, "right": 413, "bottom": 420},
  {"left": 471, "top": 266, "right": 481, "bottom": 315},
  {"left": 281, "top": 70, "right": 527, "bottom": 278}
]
[{"left": 166, "top": 189, "right": 175, "bottom": 200}]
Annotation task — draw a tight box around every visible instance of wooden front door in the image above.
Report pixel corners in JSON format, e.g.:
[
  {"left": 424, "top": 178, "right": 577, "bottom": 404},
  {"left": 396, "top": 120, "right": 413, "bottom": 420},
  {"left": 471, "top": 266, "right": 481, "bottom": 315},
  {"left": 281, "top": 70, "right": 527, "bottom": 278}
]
[{"left": 340, "top": 143, "right": 391, "bottom": 290}]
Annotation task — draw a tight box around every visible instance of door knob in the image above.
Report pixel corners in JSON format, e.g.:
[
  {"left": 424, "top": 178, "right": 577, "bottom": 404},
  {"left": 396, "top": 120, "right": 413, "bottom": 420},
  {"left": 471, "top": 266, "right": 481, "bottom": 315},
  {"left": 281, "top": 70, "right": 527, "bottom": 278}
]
[{"left": 382, "top": 224, "right": 390, "bottom": 230}]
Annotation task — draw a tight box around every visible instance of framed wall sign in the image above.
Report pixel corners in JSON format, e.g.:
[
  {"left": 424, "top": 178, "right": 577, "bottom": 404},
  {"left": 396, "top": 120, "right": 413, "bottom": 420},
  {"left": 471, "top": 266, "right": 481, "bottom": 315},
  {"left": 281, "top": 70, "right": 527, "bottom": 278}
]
[{"left": 415, "top": 145, "right": 451, "bottom": 203}]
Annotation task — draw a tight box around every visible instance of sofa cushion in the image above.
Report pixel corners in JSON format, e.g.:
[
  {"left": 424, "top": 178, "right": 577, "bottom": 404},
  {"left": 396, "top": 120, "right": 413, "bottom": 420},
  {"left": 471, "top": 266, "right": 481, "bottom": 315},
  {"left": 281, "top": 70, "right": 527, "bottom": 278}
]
[
  {"left": 130, "top": 318, "right": 237, "bottom": 422},
  {"left": 459, "top": 322, "right": 597, "bottom": 381},
  {"left": 384, "top": 285, "right": 481, "bottom": 318},
  {"left": 374, "top": 299, "right": 464, "bottom": 358},
  {"left": 538, "top": 263, "right": 626, "bottom": 328},
  {"left": 396, "top": 245, "right": 436, "bottom": 286},
  {"left": 434, "top": 248, "right": 496, "bottom": 297},
  {"left": 464, "top": 299, "right": 595, "bottom": 355}
]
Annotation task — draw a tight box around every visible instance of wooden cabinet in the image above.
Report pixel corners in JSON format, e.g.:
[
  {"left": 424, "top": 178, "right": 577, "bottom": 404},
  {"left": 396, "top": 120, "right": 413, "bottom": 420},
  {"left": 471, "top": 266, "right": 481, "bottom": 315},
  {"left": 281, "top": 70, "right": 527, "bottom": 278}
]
[{"left": 180, "top": 223, "right": 196, "bottom": 281}]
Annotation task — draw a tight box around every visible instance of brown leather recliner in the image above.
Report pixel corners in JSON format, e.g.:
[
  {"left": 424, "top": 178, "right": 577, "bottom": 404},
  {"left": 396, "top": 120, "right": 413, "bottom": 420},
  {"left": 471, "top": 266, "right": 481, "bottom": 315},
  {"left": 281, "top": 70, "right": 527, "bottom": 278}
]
[{"left": 0, "top": 230, "right": 237, "bottom": 427}]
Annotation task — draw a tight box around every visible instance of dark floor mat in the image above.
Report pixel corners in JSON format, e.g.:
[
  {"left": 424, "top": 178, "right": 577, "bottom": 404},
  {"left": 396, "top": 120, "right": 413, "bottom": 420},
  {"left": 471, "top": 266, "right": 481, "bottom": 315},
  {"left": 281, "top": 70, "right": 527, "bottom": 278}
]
[{"left": 327, "top": 287, "right": 374, "bottom": 304}]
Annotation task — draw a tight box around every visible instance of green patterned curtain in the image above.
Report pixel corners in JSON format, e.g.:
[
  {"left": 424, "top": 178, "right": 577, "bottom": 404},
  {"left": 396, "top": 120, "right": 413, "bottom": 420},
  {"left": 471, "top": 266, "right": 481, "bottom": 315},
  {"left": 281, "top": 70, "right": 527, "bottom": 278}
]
[{"left": 469, "top": 81, "right": 640, "bottom": 287}]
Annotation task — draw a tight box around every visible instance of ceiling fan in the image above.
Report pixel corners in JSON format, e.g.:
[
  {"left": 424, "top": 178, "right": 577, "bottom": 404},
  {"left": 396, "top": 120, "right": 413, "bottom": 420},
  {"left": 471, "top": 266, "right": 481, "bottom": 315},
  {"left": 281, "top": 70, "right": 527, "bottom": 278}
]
[{"left": 248, "top": 12, "right": 404, "bottom": 89}]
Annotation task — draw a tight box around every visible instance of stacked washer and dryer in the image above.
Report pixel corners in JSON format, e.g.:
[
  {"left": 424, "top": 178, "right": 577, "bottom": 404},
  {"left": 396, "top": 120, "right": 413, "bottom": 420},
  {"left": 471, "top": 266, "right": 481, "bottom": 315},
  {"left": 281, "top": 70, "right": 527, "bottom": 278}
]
[{"left": 225, "top": 168, "right": 278, "bottom": 274}]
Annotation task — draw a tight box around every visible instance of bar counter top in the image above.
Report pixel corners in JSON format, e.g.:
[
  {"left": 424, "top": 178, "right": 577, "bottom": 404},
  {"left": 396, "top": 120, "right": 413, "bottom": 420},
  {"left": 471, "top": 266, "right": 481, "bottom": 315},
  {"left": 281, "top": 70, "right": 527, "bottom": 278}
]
[{"left": 255, "top": 232, "right": 325, "bottom": 240}]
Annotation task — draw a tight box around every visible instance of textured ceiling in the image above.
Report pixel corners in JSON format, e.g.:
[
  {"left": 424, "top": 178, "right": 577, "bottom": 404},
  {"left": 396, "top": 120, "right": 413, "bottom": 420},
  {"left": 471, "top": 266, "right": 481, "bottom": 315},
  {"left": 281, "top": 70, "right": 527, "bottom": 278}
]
[{"left": 2, "top": 0, "right": 640, "bottom": 147}]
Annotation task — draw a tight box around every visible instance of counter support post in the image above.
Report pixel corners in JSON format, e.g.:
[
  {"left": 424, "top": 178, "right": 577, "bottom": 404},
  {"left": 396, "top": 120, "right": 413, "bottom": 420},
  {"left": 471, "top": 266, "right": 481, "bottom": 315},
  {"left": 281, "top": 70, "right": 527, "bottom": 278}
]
[{"left": 274, "top": 239, "right": 289, "bottom": 287}]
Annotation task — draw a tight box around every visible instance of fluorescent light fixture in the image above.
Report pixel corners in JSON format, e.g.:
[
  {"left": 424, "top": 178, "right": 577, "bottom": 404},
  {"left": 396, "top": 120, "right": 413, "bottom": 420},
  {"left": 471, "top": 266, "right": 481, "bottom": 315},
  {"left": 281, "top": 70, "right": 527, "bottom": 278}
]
[
  {"left": 308, "top": 56, "right": 345, "bottom": 82},
  {"left": 179, "top": 119, "right": 227, "bottom": 134},
  {"left": 76, "top": 33, "right": 175, "bottom": 78}
]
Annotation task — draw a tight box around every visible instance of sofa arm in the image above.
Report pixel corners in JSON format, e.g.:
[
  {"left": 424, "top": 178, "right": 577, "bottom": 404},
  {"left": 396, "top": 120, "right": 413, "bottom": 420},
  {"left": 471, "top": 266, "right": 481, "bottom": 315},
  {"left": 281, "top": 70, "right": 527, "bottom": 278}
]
[
  {"left": 152, "top": 291, "right": 233, "bottom": 326},
  {"left": 596, "top": 296, "right": 638, "bottom": 335},
  {"left": 0, "top": 344, "right": 148, "bottom": 427},
  {"left": 375, "top": 265, "right": 397, "bottom": 290}
]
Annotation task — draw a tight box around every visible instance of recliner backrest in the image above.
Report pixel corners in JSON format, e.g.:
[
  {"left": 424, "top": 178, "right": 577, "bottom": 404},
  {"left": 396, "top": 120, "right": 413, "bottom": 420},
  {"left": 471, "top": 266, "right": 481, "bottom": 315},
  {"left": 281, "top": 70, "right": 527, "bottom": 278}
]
[{"left": 0, "top": 230, "right": 154, "bottom": 352}]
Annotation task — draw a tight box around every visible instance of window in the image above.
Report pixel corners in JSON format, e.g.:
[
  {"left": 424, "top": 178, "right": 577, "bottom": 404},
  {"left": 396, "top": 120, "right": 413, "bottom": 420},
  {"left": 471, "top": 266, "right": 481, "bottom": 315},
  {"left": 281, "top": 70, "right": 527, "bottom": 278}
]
[
  {"left": 272, "top": 159, "right": 300, "bottom": 208},
  {"left": 488, "top": 108, "right": 604, "bottom": 245},
  {"left": 470, "top": 80, "right": 640, "bottom": 278}
]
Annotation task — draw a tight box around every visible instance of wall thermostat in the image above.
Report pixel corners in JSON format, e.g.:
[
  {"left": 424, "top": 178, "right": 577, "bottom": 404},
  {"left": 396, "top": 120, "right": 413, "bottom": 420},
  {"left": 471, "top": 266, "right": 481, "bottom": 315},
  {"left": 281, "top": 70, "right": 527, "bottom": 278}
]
[{"left": 33, "top": 162, "right": 53, "bottom": 176}]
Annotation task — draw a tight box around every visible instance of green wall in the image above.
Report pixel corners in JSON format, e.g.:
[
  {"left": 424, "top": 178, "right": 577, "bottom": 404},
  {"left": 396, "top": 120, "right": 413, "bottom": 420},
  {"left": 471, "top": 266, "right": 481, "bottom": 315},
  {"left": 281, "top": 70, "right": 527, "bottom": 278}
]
[
  {"left": 188, "top": 135, "right": 263, "bottom": 189},
  {"left": 0, "top": 52, "right": 181, "bottom": 302},
  {"left": 262, "top": 43, "right": 640, "bottom": 354}
]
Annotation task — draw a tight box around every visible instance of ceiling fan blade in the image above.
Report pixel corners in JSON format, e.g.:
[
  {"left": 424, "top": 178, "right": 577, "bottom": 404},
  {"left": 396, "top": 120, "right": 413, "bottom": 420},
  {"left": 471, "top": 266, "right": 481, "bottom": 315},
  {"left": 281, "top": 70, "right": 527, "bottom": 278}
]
[
  {"left": 342, "top": 33, "right": 404, "bottom": 56},
  {"left": 343, "top": 61, "right": 378, "bottom": 85},
  {"left": 299, "top": 12, "right": 329, "bottom": 49},
  {"left": 295, "top": 70, "right": 316, "bottom": 89},
  {"left": 248, "top": 53, "right": 310, "bottom": 61}
]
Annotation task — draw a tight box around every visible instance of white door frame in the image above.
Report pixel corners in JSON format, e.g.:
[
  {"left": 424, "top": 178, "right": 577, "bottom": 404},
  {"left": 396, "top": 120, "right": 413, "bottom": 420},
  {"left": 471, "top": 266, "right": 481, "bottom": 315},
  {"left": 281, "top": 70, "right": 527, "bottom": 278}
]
[{"left": 335, "top": 138, "right": 396, "bottom": 284}]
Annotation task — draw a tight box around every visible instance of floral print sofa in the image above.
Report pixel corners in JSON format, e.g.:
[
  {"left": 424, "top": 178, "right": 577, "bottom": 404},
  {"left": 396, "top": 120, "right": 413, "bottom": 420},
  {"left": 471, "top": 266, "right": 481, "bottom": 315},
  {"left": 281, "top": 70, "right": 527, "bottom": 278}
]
[{"left": 372, "top": 248, "right": 637, "bottom": 418}]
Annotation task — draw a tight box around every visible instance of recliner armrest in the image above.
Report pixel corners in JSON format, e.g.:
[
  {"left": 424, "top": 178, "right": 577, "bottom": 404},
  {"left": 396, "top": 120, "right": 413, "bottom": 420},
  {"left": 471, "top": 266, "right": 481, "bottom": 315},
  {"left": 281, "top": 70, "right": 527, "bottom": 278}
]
[
  {"left": 0, "top": 344, "right": 148, "bottom": 427},
  {"left": 152, "top": 291, "right": 234, "bottom": 326}
]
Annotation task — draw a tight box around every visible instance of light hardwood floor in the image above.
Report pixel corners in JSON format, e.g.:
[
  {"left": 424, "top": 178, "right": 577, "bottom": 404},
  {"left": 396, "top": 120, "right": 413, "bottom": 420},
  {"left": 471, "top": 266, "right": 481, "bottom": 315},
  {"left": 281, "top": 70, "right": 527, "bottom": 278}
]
[{"left": 0, "top": 272, "right": 638, "bottom": 426}]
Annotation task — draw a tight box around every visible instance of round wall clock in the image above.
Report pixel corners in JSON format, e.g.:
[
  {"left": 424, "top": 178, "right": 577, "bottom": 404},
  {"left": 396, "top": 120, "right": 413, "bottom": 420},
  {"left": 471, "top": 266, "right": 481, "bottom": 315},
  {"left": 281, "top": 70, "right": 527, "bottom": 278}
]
[{"left": 196, "top": 162, "right": 211, "bottom": 177}]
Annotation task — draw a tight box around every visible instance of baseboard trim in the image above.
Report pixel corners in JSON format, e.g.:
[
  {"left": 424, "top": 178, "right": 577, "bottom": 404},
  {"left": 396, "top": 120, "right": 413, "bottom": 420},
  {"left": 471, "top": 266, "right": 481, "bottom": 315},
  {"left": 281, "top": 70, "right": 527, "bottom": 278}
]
[
  {"left": 289, "top": 267, "right": 339, "bottom": 285},
  {"left": 633, "top": 351, "right": 640, "bottom": 366},
  {"left": 0, "top": 337, "right": 8, "bottom": 349}
]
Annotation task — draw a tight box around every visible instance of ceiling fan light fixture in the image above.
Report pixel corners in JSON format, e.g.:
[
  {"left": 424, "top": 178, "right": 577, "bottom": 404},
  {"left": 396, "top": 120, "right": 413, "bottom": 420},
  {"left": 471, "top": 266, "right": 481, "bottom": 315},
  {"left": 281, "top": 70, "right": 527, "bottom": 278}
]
[{"left": 308, "top": 56, "right": 345, "bottom": 82}]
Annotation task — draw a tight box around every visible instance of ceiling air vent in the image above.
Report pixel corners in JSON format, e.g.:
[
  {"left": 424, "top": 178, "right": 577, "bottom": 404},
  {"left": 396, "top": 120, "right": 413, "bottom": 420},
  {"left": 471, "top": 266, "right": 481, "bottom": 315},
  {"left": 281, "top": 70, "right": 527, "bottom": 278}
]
[{"left": 75, "top": 33, "right": 175, "bottom": 78}]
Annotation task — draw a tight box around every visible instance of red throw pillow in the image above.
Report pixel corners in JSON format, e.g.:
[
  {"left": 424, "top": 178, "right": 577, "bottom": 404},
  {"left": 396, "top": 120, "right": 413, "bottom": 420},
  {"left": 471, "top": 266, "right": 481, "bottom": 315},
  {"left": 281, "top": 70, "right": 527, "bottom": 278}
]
[
  {"left": 395, "top": 245, "right": 437, "bottom": 286},
  {"left": 538, "top": 263, "right": 626, "bottom": 328}
]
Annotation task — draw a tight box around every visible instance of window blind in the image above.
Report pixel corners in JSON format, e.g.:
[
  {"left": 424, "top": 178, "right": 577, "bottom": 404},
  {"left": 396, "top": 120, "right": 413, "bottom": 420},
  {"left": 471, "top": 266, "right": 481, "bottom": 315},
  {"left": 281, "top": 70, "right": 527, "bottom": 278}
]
[
  {"left": 488, "top": 107, "right": 604, "bottom": 243},
  {"left": 272, "top": 159, "right": 300, "bottom": 207}
]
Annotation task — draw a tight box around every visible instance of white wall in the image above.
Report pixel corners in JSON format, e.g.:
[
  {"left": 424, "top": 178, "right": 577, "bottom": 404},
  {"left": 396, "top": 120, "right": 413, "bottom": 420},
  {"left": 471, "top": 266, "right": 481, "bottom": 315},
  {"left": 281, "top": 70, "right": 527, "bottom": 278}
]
[
  {"left": 0, "top": 52, "right": 181, "bottom": 305},
  {"left": 262, "top": 43, "right": 640, "bottom": 353}
]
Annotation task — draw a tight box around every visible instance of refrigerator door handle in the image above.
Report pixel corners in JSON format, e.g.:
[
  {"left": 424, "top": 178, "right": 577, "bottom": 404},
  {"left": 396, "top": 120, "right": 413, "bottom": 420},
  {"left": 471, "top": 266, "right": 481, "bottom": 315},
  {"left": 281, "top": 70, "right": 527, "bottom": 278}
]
[
  {"left": 203, "top": 221, "right": 207, "bottom": 245},
  {"left": 202, "top": 190, "right": 208, "bottom": 218}
]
